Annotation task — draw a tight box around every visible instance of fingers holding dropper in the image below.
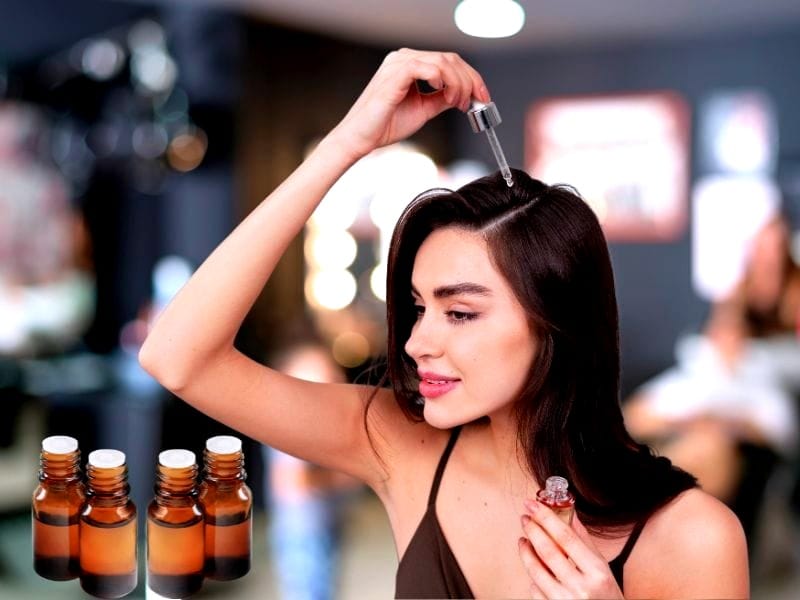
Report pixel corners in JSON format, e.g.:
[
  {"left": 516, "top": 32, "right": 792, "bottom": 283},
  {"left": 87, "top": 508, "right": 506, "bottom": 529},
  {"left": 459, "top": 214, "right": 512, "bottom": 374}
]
[
  {"left": 332, "top": 49, "right": 493, "bottom": 158},
  {"left": 400, "top": 49, "right": 490, "bottom": 111}
]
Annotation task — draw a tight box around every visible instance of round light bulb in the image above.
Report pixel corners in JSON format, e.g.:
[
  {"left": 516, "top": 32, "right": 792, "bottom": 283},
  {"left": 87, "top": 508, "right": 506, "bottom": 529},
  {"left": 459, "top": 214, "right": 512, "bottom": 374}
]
[{"left": 455, "top": 0, "right": 525, "bottom": 39}]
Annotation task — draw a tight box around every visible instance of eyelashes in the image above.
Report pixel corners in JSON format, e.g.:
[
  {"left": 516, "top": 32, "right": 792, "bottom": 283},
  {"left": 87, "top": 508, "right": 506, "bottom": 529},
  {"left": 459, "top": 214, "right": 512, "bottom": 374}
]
[
  {"left": 413, "top": 305, "right": 479, "bottom": 325},
  {"left": 448, "top": 310, "right": 478, "bottom": 324}
]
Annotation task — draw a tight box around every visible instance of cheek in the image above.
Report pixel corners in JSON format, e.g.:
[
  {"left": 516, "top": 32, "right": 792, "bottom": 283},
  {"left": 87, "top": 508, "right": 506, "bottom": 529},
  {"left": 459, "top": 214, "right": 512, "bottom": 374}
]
[
  {"left": 467, "top": 324, "right": 535, "bottom": 389},
  {"left": 502, "top": 328, "right": 536, "bottom": 384}
]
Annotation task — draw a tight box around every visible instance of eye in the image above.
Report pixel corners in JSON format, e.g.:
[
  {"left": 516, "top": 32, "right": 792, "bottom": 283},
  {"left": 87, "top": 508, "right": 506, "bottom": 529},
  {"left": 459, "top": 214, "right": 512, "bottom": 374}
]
[
  {"left": 413, "top": 305, "right": 425, "bottom": 319},
  {"left": 447, "top": 310, "right": 478, "bottom": 323}
]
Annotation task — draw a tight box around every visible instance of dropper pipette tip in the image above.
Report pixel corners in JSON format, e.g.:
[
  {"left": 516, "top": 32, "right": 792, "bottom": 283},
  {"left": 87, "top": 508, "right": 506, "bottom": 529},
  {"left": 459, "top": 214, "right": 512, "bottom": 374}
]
[{"left": 467, "top": 100, "right": 513, "bottom": 187}]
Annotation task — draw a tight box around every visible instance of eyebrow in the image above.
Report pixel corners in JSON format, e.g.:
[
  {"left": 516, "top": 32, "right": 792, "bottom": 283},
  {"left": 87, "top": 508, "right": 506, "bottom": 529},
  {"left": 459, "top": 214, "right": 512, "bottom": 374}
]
[{"left": 411, "top": 282, "right": 493, "bottom": 299}]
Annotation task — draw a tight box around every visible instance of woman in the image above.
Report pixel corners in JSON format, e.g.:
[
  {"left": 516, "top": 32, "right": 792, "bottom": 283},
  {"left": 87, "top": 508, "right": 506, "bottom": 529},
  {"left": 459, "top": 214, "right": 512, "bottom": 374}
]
[
  {"left": 140, "top": 49, "right": 748, "bottom": 598},
  {"left": 624, "top": 299, "right": 796, "bottom": 541}
]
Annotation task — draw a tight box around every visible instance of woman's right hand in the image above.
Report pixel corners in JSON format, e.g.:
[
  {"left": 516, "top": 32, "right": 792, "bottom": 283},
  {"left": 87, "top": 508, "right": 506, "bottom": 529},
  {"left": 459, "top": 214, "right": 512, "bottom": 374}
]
[{"left": 329, "top": 49, "right": 491, "bottom": 161}]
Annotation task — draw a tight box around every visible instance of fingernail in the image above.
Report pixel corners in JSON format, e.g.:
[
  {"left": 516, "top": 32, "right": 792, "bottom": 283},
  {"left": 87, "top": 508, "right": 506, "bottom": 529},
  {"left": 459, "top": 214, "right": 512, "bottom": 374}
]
[
  {"left": 518, "top": 537, "right": 527, "bottom": 547},
  {"left": 521, "top": 514, "right": 531, "bottom": 527},
  {"left": 524, "top": 499, "right": 539, "bottom": 512},
  {"left": 480, "top": 85, "right": 490, "bottom": 101}
]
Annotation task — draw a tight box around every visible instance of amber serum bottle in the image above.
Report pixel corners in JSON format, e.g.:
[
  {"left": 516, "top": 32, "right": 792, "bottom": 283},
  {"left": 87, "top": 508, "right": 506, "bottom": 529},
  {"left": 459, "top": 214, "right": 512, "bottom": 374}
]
[
  {"left": 32, "top": 435, "right": 86, "bottom": 581},
  {"left": 536, "top": 475, "right": 576, "bottom": 525},
  {"left": 79, "top": 449, "right": 138, "bottom": 598},
  {"left": 147, "top": 449, "right": 204, "bottom": 598},
  {"left": 197, "top": 435, "right": 253, "bottom": 580}
]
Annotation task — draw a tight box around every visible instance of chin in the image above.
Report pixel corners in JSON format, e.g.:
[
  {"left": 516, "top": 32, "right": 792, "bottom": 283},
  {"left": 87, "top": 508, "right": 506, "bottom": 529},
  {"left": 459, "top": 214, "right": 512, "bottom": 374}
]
[{"left": 422, "top": 402, "right": 477, "bottom": 430}]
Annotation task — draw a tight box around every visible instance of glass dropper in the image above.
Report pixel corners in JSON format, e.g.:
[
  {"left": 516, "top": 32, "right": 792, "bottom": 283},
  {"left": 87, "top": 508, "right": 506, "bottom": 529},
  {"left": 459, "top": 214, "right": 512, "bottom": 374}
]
[{"left": 466, "top": 100, "right": 513, "bottom": 187}]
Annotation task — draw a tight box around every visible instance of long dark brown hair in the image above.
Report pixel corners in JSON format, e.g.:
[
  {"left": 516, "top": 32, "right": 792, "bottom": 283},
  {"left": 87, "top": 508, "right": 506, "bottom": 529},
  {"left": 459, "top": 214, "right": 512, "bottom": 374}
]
[{"left": 381, "top": 168, "right": 696, "bottom": 531}]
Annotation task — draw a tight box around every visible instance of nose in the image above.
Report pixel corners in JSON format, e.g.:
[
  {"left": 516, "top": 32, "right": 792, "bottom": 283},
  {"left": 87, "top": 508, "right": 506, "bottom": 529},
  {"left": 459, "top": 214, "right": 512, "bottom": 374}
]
[{"left": 404, "top": 315, "right": 442, "bottom": 361}]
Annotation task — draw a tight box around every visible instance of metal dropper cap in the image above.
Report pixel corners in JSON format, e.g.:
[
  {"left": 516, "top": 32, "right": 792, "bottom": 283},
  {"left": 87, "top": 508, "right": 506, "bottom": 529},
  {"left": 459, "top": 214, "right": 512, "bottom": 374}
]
[
  {"left": 467, "top": 100, "right": 513, "bottom": 187},
  {"left": 466, "top": 101, "right": 502, "bottom": 133}
]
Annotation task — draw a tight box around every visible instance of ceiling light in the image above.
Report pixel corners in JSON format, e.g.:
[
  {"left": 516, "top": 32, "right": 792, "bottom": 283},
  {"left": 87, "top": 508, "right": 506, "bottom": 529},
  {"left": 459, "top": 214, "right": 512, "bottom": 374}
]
[{"left": 454, "top": 0, "right": 525, "bottom": 39}]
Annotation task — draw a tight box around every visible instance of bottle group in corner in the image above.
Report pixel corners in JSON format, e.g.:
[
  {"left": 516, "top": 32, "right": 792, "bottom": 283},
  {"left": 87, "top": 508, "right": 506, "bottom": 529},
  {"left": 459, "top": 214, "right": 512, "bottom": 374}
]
[
  {"left": 32, "top": 434, "right": 252, "bottom": 598},
  {"left": 79, "top": 449, "right": 138, "bottom": 599},
  {"left": 32, "top": 436, "right": 85, "bottom": 581},
  {"left": 147, "top": 449, "right": 205, "bottom": 598},
  {"left": 198, "top": 435, "right": 253, "bottom": 581}
]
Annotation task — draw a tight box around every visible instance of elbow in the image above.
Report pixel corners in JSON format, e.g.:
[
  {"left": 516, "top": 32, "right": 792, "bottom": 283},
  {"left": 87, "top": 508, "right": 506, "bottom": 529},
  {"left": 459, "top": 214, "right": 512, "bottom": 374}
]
[{"left": 138, "top": 338, "right": 190, "bottom": 393}]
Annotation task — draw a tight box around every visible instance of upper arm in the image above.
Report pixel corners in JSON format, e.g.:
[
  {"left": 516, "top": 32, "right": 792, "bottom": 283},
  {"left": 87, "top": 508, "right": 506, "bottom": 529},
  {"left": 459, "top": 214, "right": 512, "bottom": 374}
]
[
  {"left": 626, "top": 489, "right": 749, "bottom": 599},
  {"left": 143, "top": 346, "right": 419, "bottom": 491}
]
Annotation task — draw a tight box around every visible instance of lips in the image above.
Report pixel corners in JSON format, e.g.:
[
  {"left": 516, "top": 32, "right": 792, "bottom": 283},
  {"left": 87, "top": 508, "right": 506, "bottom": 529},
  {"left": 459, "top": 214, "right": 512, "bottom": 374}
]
[{"left": 417, "top": 371, "right": 460, "bottom": 399}]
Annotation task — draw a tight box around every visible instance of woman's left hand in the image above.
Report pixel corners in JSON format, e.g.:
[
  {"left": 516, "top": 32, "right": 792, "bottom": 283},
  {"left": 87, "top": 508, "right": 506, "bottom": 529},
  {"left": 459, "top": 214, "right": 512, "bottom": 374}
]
[{"left": 518, "top": 499, "right": 624, "bottom": 599}]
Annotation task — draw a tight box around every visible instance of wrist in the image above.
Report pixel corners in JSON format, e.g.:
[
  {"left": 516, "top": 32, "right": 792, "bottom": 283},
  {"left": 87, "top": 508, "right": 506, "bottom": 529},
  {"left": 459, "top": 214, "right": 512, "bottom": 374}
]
[
  {"left": 291, "top": 129, "right": 364, "bottom": 196},
  {"left": 320, "top": 124, "right": 371, "bottom": 165}
]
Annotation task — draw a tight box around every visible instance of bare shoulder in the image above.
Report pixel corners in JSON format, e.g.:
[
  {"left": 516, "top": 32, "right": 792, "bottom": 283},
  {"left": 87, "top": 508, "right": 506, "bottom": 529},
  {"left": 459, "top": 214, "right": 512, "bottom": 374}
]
[{"left": 625, "top": 488, "right": 749, "bottom": 599}]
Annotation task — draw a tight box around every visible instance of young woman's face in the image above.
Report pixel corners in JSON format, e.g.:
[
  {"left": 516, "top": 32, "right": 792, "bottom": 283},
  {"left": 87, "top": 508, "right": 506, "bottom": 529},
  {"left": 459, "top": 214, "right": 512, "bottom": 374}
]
[{"left": 404, "top": 226, "right": 537, "bottom": 429}]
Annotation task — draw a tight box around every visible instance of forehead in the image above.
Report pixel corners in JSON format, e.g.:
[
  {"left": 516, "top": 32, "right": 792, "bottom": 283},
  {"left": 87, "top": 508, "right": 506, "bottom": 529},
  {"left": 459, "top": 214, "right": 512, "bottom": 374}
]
[{"left": 411, "top": 227, "right": 507, "bottom": 293}]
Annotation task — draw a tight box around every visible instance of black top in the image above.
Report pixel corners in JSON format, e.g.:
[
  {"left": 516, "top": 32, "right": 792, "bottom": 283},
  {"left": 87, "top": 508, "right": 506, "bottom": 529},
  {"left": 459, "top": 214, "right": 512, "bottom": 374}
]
[{"left": 395, "top": 426, "right": 647, "bottom": 599}]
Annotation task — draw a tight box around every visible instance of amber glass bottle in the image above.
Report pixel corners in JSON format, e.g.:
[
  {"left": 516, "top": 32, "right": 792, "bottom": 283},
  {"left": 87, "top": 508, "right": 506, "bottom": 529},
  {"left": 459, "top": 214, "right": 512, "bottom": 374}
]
[
  {"left": 536, "top": 475, "right": 576, "bottom": 525},
  {"left": 79, "top": 449, "right": 138, "bottom": 598},
  {"left": 147, "top": 449, "right": 204, "bottom": 598},
  {"left": 32, "top": 435, "right": 85, "bottom": 580},
  {"left": 197, "top": 435, "right": 252, "bottom": 580}
]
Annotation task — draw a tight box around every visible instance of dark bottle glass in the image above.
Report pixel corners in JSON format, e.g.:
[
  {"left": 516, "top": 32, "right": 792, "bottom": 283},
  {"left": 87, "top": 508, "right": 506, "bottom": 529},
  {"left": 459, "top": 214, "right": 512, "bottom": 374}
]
[
  {"left": 147, "top": 449, "right": 204, "bottom": 598},
  {"left": 536, "top": 475, "right": 576, "bottom": 525},
  {"left": 197, "top": 435, "right": 252, "bottom": 580},
  {"left": 32, "top": 435, "right": 85, "bottom": 580},
  {"left": 79, "top": 449, "right": 138, "bottom": 598}
]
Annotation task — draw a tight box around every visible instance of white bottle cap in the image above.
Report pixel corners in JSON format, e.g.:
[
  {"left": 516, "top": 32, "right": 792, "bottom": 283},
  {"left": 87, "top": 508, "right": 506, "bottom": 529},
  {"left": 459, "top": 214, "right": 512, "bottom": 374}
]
[
  {"left": 42, "top": 435, "right": 79, "bottom": 455},
  {"left": 159, "top": 449, "right": 196, "bottom": 469},
  {"left": 88, "top": 449, "right": 126, "bottom": 469},
  {"left": 206, "top": 435, "right": 242, "bottom": 455}
]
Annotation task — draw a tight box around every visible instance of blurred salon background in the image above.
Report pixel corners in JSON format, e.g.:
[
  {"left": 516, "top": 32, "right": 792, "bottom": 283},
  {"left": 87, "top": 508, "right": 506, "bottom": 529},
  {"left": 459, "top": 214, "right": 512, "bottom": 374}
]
[{"left": 1, "top": 1, "right": 800, "bottom": 598}]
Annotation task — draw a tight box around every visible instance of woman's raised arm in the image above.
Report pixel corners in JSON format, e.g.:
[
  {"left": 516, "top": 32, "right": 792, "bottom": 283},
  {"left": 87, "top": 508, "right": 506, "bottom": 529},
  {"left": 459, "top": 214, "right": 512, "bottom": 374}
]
[{"left": 138, "top": 50, "right": 489, "bottom": 488}]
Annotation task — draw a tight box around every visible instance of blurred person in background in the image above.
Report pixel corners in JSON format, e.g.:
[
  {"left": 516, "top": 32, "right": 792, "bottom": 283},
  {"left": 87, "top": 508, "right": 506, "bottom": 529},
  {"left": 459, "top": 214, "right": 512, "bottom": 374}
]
[
  {"left": 626, "top": 212, "right": 800, "bottom": 541},
  {"left": 624, "top": 299, "right": 797, "bottom": 539},
  {"left": 0, "top": 101, "right": 95, "bottom": 360},
  {"left": 0, "top": 101, "right": 94, "bottom": 453},
  {"left": 264, "top": 337, "right": 361, "bottom": 600},
  {"left": 737, "top": 214, "right": 800, "bottom": 522}
]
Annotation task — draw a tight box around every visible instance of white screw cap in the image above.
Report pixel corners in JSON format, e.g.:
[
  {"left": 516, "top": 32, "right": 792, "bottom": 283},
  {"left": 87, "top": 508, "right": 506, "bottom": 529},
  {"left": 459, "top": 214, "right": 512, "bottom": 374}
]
[
  {"left": 159, "top": 449, "right": 196, "bottom": 469},
  {"left": 88, "top": 449, "right": 126, "bottom": 469},
  {"left": 206, "top": 435, "right": 241, "bottom": 455},
  {"left": 42, "top": 435, "right": 79, "bottom": 454}
]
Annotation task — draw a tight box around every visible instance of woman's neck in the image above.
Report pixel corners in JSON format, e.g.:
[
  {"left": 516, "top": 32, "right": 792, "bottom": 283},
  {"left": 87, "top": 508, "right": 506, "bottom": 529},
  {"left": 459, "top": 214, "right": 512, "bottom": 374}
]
[{"left": 471, "top": 408, "right": 537, "bottom": 497}]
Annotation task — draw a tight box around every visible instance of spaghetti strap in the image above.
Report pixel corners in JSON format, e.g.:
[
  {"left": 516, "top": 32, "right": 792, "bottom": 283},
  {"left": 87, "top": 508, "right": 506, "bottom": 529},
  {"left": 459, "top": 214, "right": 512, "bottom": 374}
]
[
  {"left": 396, "top": 426, "right": 473, "bottom": 598},
  {"left": 427, "top": 426, "right": 463, "bottom": 507},
  {"left": 615, "top": 519, "right": 647, "bottom": 564},
  {"left": 608, "top": 518, "right": 648, "bottom": 588}
]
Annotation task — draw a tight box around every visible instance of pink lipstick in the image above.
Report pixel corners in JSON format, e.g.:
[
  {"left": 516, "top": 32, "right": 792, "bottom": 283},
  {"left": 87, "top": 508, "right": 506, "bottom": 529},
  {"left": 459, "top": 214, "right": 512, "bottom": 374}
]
[{"left": 418, "top": 371, "right": 460, "bottom": 399}]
